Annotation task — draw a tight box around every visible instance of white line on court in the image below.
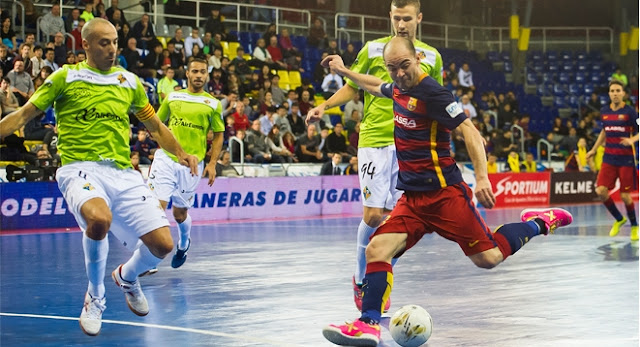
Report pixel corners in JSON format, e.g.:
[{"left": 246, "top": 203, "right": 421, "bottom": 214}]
[{"left": 0, "top": 312, "right": 298, "bottom": 347}]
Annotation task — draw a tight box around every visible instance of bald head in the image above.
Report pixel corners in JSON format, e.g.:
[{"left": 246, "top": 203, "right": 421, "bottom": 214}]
[
  {"left": 82, "top": 18, "right": 116, "bottom": 41},
  {"left": 383, "top": 36, "right": 415, "bottom": 60}
]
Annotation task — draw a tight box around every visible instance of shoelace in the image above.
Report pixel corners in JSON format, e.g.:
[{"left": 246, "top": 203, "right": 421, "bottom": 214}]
[{"left": 86, "top": 298, "right": 106, "bottom": 318}]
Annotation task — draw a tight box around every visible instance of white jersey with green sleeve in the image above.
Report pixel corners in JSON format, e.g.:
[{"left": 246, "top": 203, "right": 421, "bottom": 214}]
[
  {"left": 29, "top": 61, "right": 151, "bottom": 169},
  {"left": 345, "top": 36, "right": 443, "bottom": 148},
  {"left": 157, "top": 89, "right": 224, "bottom": 162}
]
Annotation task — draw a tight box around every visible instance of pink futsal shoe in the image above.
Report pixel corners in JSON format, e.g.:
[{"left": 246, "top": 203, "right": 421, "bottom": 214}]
[
  {"left": 353, "top": 276, "right": 390, "bottom": 312},
  {"left": 322, "top": 319, "right": 381, "bottom": 346},
  {"left": 520, "top": 208, "right": 574, "bottom": 234}
]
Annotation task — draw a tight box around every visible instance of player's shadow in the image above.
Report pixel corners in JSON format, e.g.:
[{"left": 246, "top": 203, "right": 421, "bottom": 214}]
[{"left": 596, "top": 241, "right": 639, "bottom": 261}]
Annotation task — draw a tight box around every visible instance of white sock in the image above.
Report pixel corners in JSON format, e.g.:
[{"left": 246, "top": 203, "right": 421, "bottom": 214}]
[
  {"left": 121, "top": 244, "right": 162, "bottom": 282},
  {"left": 177, "top": 214, "right": 192, "bottom": 250},
  {"left": 83, "top": 233, "right": 109, "bottom": 298},
  {"left": 354, "top": 220, "right": 377, "bottom": 285}
]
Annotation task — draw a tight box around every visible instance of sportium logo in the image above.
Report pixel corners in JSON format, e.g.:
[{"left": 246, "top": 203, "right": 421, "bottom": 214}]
[{"left": 494, "top": 176, "right": 548, "bottom": 197}]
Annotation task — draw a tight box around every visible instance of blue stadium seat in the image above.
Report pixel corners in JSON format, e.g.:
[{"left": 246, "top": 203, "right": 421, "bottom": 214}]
[
  {"left": 561, "top": 62, "right": 574, "bottom": 72},
  {"left": 590, "top": 74, "right": 602, "bottom": 84},
  {"left": 504, "top": 61, "right": 513, "bottom": 73},
  {"left": 500, "top": 52, "right": 511, "bottom": 61},
  {"left": 560, "top": 51, "right": 572, "bottom": 60},
  {"left": 554, "top": 96, "right": 566, "bottom": 108},
  {"left": 568, "top": 95, "right": 580, "bottom": 108},
  {"left": 590, "top": 63, "right": 602, "bottom": 73},
  {"left": 526, "top": 72, "right": 538, "bottom": 85},
  {"left": 530, "top": 51, "right": 543, "bottom": 62},
  {"left": 542, "top": 72, "right": 555, "bottom": 83},
  {"left": 292, "top": 35, "right": 307, "bottom": 50},
  {"left": 486, "top": 51, "right": 499, "bottom": 62},
  {"left": 576, "top": 51, "right": 587, "bottom": 61},
  {"left": 598, "top": 95, "right": 609, "bottom": 105},
  {"left": 547, "top": 62, "right": 560, "bottom": 73},
  {"left": 576, "top": 61, "right": 589, "bottom": 72},
  {"left": 575, "top": 71, "right": 586, "bottom": 83},
  {"left": 583, "top": 83, "right": 594, "bottom": 96},
  {"left": 239, "top": 31, "right": 251, "bottom": 44},
  {"left": 630, "top": 95, "right": 638, "bottom": 105},
  {"left": 546, "top": 50, "right": 558, "bottom": 61},
  {"left": 553, "top": 84, "right": 567, "bottom": 97},
  {"left": 558, "top": 72, "right": 571, "bottom": 84},
  {"left": 536, "top": 84, "right": 548, "bottom": 96},
  {"left": 588, "top": 51, "right": 603, "bottom": 61},
  {"left": 568, "top": 83, "right": 580, "bottom": 95}
]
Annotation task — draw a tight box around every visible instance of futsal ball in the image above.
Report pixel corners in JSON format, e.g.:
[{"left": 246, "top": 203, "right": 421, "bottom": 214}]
[{"left": 389, "top": 305, "right": 433, "bottom": 347}]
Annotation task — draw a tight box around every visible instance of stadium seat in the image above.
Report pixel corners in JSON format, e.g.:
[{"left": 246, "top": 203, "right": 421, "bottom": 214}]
[
  {"left": 583, "top": 83, "right": 594, "bottom": 96},
  {"left": 530, "top": 51, "right": 543, "bottom": 62},
  {"left": 228, "top": 42, "right": 241, "bottom": 58},
  {"left": 277, "top": 69, "right": 290, "bottom": 84},
  {"left": 157, "top": 36, "right": 167, "bottom": 49},
  {"left": 558, "top": 72, "right": 571, "bottom": 83},
  {"left": 547, "top": 62, "right": 559, "bottom": 73},
  {"left": 575, "top": 71, "right": 586, "bottom": 83},
  {"left": 220, "top": 41, "right": 230, "bottom": 57},
  {"left": 568, "top": 83, "right": 580, "bottom": 95},
  {"left": 500, "top": 51, "right": 511, "bottom": 61},
  {"left": 553, "top": 96, "right": 566, "bottom": 108},
  {"left": 289, "top": 70, "right": 302, "bottom": 89},
  {"left": 503, "top": 61, "right": 513, "bottom": 73},
  {"left": 546, "top": 50, "right": 558, "bottom": 61},
  {"left": 561, "top": 62, "right": 574, "bottom": 72},
  {"left": 553, "top": 84, "right": 567, "bottom": 97},
  {"left": 568, "top": 95, "right": 580, "bottom": 108},
  {"left": 576, "top": 51, "right": 587, "bottom": 61},
  {"left": 590, "top": 74, "right": 602, "bottom": 84},
  {"left": 598, "top": 94, "right": 609, "bottom": 105},
  {"left": 526, "top": 72, "right": 538, "bottom": 85},
  {"left": 590, "top": 64, "right": 602, "bottom": 73},
  {"left": 560, "top": 51, "right": 572, "bottom": 60},
  {"left": 532, "top": 63, "right": 544, "bottom": 73},
  {"left": 576, "top": 61, "right": 589, "bottom": 72},
  {"left": 486, "top": 51, "right": 499, "bottom": 62},
  {"left": 541, "top": 72, "right": 555, "bottom": 83}
]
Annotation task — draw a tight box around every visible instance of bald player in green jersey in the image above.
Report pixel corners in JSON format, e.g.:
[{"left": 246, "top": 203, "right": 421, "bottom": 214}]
[
  {"left": 0, "top": 18, "right": 199, "bottom": 336},
  {"left": 306, "top": 0, "right": 443, "bottom": 311},
  {"left": 148, "top": 58, "right": 225, "bottom": 269}
]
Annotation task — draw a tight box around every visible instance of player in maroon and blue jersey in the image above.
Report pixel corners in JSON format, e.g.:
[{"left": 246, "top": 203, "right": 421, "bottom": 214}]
[
  {"left": 587, "top": 80, "right": 639, "bottom": 241},
  {"left": 319, "top": 37, "right": 574, "bottom": 347}
]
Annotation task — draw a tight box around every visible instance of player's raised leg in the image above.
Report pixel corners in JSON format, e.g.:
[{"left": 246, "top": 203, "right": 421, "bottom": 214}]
[{"left": 171, "top": 206, "right": 192, "bottom": 268}]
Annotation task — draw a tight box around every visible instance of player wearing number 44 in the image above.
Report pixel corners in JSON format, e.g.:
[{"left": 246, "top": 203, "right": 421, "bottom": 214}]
[{"left": 319, "top": 37, "right": 574, "bottom": 347}]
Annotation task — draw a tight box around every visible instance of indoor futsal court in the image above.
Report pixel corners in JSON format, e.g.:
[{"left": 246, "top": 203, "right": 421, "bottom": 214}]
[{"left": 1, "top": 203, "right": 638, "bottom": 346}]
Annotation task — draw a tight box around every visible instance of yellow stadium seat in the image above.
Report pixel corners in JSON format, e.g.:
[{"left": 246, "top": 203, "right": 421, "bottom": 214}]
[
  {"left": 277, "top": 70, "right": 290, "bottom": 85},
  {"left": 289, "top": 71, "right": 302, "bottom": 87},
  {"left": 220, "top": 41, "right": 230, "bottom": 57},
  {"left": 157, "top": 36, "right": 167, "bottom": 49},
  {"left": 243, "top": 53, "right": 252, "bottom": 60},
  {"left": 228, "top": 42, "right": 241, "bottom": 58}
]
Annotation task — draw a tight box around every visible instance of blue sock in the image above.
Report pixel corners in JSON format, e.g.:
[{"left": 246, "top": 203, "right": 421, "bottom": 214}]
[
  {"left": 360, "top": 262, "right": 393, "bottom": 325},
  {"left": 604, "top": 198, "right": 624, "bottom": 221},
  {"left": 493, "top": 221, "right": 541, "bottom": 257}
]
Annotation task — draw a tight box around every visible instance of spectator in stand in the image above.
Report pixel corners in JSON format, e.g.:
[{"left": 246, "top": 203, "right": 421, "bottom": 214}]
[
  {"left": 492, "top": 129, "right": 518, "bottom": 159},
  {"left": 286, "top": 89, "right": 298, "bottom": 109},
  {"left": 230, "top": 128, "right": 249, "bottom": 162},
  {"left": 279, "top": 28, "right": 297, "bottom": 58},
  {"left": 260, "top": 104, "right": 277, "bottom": 134},
  {"left": 168, "top": 27, "right": 185, "bottom": 57},
  {"left": 252, "top": 38, "right": 275, "bottom": 69},
  {"left": 110, "top": 9, "right": 125, "bottom": 32},
  {"left": 65, "top": 51, "right": 77, "bottom": 65},
  {"left": 76, "top": 51, "right": 86, "bottom": 62},
  {"left": 231, "top": 46, "right": 252, "bottom": 81},
  {"left": 270, "top": 74, "right": 286, "bottom": 105},
  {"left": 184, "top": 27, "right": 204, "bottom": 59},
  {"left": 53, "top": 32, "right": 68, "bottom": 67},
  {"left": 321, "top": 152, "right": 343, "bottom": 175},
  {"left": 122, "top": 37, "right": 143, "bottom": 73},
  {"left": 130, "top": 151, "right": 141, "bottom": 173},
  {"left": 344, "top": 91, "right": 363, "bottom": 123},
  {"left": 486, "top": 152, "right": 498, "bottom": 173},
  {"left": 68, "top": 18, "right": 85, "bottom": 52},
  {"left": 587, "top": 92, "right": 602, "bottom": 111},
  {"left": 611, "top": 67, "right": 628, "bottom": 87},
  {"left": 327, "top": 122, "right": 349, "bottom": 158},
  {"left": 65, "top": 8, "right": 81, "bottom": 33},
  {"left": 0, "top": 18, "right": 16, "bottom": 53},
  {"left": 348, "top": 121, "right": 360, "bottom": 154},
  {"left": 40, "top": 4, "right": 65, "bottom": 42},
  {"left": 521, "top": 152, "right": 537, "bottom": 173},
  {"left": 458, "top": 62, "right": 474, "bottom": 92},
  {"left": 202, "top": 32, "right": 216, "bottom": 57},
  {"left": 226, "top": 73, "right": 245, "bottom": 99},
  {"left": 551, "top": 116, "right": 569, "bottom": 136},
  {"left": 14, "top": 44, "right": 33, "bottom": 77},
  {"left": 133, "top": 128, "right": 157, "bottom": 165},
  {"left": 344, "top": 155, "right": 358, "bottom": 175},
  {"left": 246, "top": 119, "right": 282, "bottom": 163},
  {"left": 314, "top": 51, "right": 330, "bottom": 85},
  {"left": 564, "top": 137, "right": 590, "bottom": 172},
  {"left": 274, "top": 104, "right": 292, "bottom": 134},
  {"left": 204, "top": 7, "right": 227, "bottom": 41},
  {"left": 24, "top": 107, "right": 54, "bottom": 141},
  {"left": 210, "top": 32, "right": 224, "bottom": 53},
  {"left": 166, "top": 41, "right": 185, "bottom": 78},
  {"left": 32, "top": 66, "right": 53, "bottom": 91},
  {"left": 285, "top": 50, "right": 305, "bottom": 74},
  {"left": 459, "top": 94, "right": 477, "bottom": 119},
  {"left": 558, "top": 127, "right": 579, "bottom": 155},
  {"left": 258, "top": 64, "right": 273, "bottom": 85},
  {"left": 43, "top": 47, "right": 59, "bottom": 71},
  {"left": 506, "top": 91, "right": 519, "bottom": 111},
  {"left": 326, "top": 39, "right": 341, "bottom": 56},
  {"left": 232, "top": 100, "right": 251, "bottom": 131},
  {"left": 7, "top": 60, "right": 34, "bottom": 106},
  {"left": 266, "top": 35, "right": 287, "bottom": 70},
  {"left": 42, "top": 123, "right": 60, "bottom": 161},
  {"left": 298, "top": 89, "right": 316, "bottom": 118},
  {"left": 288, "top": 101, "right": 305, "bottom": 136},
  {"left": 308, "top": 18, "right": 328, "bottom": 49},
  {"left": 247, "top": 72, "right": 261, "bottom": 96},
  {"left": 259, "top": 89, "right": 275, "bottom": 115},
  {"left": 117, "top": 22, "right": 132, "bottom": 50},
  {"left": 262, "top": 23, "right": 277, "bottom": 42},
  {"left": 297, "top": 123, "right": 324, "bottom": 162},
  {"left": 282, "top": 130, "right": 297, "bottom": 160},
  {"left": 223, "top": 115, "right": 236, "bottom": 143},
  {"left": 341, "top": 42, "right": 357, "bottom": 68},
  {"left": 444, "top": 62, "right": 457, "bottom": 86},
  {"left": 266, "top": 123, "right": 296, "bottom": 163},
  {"left": 0, "top": 76, "right": 19, "bottom": 116},
  {"left": 295, "top": 80, "right": 315, "bottom": 100},
  {"left": 106, "top": 0, "right": 128, "bottom": 26},
  {"left": 215, "top": 150, "right": 240, "bottom": 177},
  {"left": 189, "top": 44, "right": 206, "bottom": 61},
  {"left": 207, "top": 46, "right": 222, "bottom": 69},
  {"left": 497, "top": 102, "right": 518, "bottom": 129},
  {"left": 321, "top": 67, "right": 343, "bottom": 99},
  {"left": 80, "top": 3, "right": 94, "bottom": 23},
  {"left": 157, "top": 67, "right": 180, "bottom": 104},
  {"left": 208, "top": 68, "right": 227, "bottom": 98},
  {"left": 131, "top": 14, "right": 157, "bottom": 50}
]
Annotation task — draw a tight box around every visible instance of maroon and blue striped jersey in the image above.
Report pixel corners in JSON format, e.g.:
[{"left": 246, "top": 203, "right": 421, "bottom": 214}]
[
  {"left": 380, "top": 74, "right": 467, "bottom": 191},
  {"left": 599, "top": 104, "right": 638, "bottom": 167}
]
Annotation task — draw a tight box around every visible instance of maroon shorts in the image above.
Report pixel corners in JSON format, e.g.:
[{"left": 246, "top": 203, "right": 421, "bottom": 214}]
[
  {"left": 373, "top": 182, "right": 497, "bottom": 257},
  {"left": 597, "top": 162, "right": 638, "bottom": 192}
]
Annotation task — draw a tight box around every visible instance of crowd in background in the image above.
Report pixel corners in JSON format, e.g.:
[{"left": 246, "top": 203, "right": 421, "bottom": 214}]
[{"left": 0, "top": 2, "right": 638, "bottom": 180}]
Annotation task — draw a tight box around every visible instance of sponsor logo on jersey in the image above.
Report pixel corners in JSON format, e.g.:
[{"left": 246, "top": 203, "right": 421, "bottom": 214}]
[
  {"left": 394, "top": 114, "right": 417, "bottom": 128},
  {"left": 445, "top": 101, "right": 463, "bottom": 118},
  {"left": 75, "top": 107, "right": 126, "bottom": 124},
  {"left": 605, "top": 125, "right": 627, "bottom": 132},
  {"left": 169, "top": 116, "right": 205, "bottom": 130}
]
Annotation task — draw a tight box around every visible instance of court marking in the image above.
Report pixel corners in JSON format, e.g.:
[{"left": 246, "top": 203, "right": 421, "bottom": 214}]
[{"left": 0, "top": 312, "right": 297, "bottom": 347}]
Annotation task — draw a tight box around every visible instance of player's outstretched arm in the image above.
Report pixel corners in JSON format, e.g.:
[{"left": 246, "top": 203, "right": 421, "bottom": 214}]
[
  {"left": 459, "top": 118, "right": 496, "bottom": 209},
  {"left": 0, "top": 102, "right": 43, "bottom": 138},
  {"left": 306, "top": 83, "right": 357, "bottom": 126},
  {"left": 325, "top": 55, "right": 385, "bottom": 98},
  {"left": 203, "top": 131, "right": 224, "bottom": 186},
  {"left": 142, "top": 114, "right": 199, "bottom": 176}
]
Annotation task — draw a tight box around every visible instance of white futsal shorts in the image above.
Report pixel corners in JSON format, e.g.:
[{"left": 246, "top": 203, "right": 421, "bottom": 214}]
[
  {"left": 357, "top": 145, "right": 402, "bottom": 210},
  {"left": 147, "top": 149, "right": 204, "bottom": 209},
  {"left": 56, "top": 161, "right": 169, "bottom": 250}
]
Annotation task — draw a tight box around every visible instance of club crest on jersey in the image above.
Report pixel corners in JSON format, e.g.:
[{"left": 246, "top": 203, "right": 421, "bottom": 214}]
[
  {"left": 363, "top": 186, "right": 372, "bottom": 200},
  {"left": 82, "top": 183, "right": 95, "bottom": 191},
  {"left": 204, "top": 99, "right": 211, "bottom": 104},
  {"left": 117, "top": 74, "right": 127, "bottom": 84},
  {"left": 394, "top": 114, "right": 416, "bottom": 128},
  {"left": 407, "top": 97, "right": 418, "bottom": 111},
  {"left": 417, "top": 51, "right": 426, "bottom": 60},
  {"left": 618, "top": 114, "right": 627, "bottom": 120}
]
